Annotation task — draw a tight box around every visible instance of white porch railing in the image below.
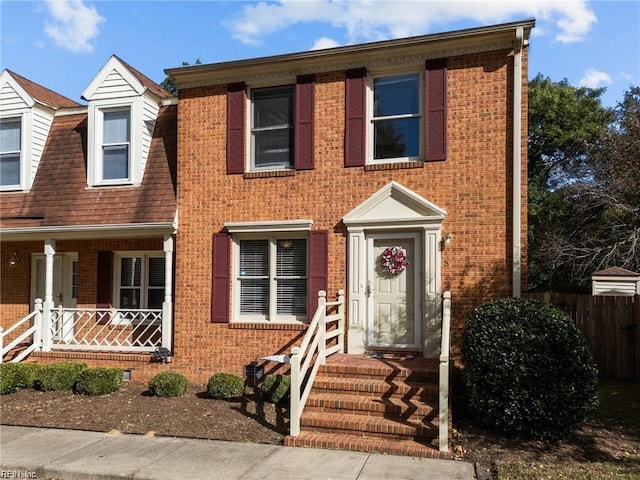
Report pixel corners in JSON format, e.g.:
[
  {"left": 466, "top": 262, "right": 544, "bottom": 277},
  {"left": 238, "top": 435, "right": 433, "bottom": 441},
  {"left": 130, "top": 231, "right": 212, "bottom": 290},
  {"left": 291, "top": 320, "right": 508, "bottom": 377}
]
[
  {"left": 0, "top": 299, "right": 43, "bottom": 363},
  {"left": 439, "top": 291, "right": 452, "bottom": 453},
  {"left": 48, "top": 306, "right": 163, "bottom": 352},
  {"left": 290, "top": 290, "right": 345, "bottom": 437}
]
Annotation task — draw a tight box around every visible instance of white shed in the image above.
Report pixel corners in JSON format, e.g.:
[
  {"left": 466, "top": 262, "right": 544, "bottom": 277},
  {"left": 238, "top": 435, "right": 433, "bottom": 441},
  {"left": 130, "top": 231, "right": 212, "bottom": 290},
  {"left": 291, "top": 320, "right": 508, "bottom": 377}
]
[{"left": 591, "top": 267, "right": 640, "bottom": 296}]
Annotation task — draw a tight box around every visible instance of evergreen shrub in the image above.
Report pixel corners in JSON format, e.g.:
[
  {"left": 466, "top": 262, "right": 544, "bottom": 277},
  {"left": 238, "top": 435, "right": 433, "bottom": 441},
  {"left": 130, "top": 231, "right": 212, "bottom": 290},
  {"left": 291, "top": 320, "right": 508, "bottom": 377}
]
[
  {"left": 148, "top": 371, "right": 189, "bottom": 397},
  {"left": 462, "top": 297, "right": 599, "bottom": 440},
  {"left": 206, "top": 373, "right": 244, "bottom": 400},
  {"left": 260, "top": 374, "right": 290, "bottom": 404},
  {"left": 75, "top": 367, "right": 123, "bottom": 396},
  {"left": 34, "top": 362, "right": 87, "bottom": 391}
]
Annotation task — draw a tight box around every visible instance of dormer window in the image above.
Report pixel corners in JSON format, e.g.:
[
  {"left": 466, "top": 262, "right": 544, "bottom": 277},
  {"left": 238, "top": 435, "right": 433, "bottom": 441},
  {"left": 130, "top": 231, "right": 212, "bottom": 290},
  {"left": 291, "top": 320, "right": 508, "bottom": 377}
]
[
  {"left": 102, "top": 108, "right": 131, "bottom": 181},
  {"left": 0, "top": 118, "right": 21, "bottom": 188}
]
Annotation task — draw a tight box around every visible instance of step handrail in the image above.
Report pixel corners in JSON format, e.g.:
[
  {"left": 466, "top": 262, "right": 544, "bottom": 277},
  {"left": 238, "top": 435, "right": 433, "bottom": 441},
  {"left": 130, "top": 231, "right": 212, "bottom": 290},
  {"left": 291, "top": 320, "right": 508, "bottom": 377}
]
[
  {"left": 439, "top": 291, "right": 452, "bottom": 453},
  {"left": 1, "top": 299, "right": 43, "bottom": 363},
  {"left": 290, "top": 290, "right": 345, "bottom": 437}
]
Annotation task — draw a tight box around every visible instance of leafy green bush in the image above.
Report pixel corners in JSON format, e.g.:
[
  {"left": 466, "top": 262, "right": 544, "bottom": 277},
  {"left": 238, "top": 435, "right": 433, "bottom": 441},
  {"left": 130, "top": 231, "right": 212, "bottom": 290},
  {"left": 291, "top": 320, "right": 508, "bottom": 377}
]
[
  {"left": 260, "top": 374, "right": 290, "bottom": 404},
  {"left": 462, "top": 297, "right": 599, "bottom": 440},
  {"left": 206, "top": 373, "right": 244, "bottom": 400},
  {"left": 1, "top": 363, "right": 23, "bottom": 394},
  {"left": 34, "top": 362, "right": 87, "bottom": 391},
  {"left": 148, "top": 371, "right": 189, "bottom": 397},
  {"left": 75, "top": 367, "right": 123, "bottom": 396}
]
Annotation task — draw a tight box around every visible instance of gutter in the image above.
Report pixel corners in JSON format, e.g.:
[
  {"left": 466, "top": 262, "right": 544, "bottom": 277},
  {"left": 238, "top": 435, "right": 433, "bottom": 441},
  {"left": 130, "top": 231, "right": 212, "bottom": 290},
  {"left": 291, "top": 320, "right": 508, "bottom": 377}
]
[
  {"left": 512, "top": 27, "right": 524, "bottom": 297},
  {"left": 0, "top": 222, "right": 176, "bottom": 241}
]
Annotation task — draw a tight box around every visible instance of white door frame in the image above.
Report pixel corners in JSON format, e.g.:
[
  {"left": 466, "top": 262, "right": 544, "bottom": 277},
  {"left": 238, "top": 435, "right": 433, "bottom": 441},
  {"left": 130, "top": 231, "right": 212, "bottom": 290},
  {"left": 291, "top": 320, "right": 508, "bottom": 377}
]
[
  {"left": 343, "top": 182, "right": 447, "bottom": 357},
  {"left": 366, "top": 232, "right": 422, "bottom": 350}
]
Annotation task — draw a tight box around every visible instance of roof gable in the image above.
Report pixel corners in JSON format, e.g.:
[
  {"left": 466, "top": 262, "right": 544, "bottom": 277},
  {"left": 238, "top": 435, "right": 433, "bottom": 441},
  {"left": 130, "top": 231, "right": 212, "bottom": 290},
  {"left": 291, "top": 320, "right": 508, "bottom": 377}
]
[
  {"left": 1, "top": 70, "right": 35, "bottom": 110},
  {"left": 343, "top": 181, "right": 447, "bottom": 227},
  {"left": 82, "top": 55, "right": 170, "bottom": 101},
  {"left": 1, "top": 70, "right": 81, "bottom": 110}
]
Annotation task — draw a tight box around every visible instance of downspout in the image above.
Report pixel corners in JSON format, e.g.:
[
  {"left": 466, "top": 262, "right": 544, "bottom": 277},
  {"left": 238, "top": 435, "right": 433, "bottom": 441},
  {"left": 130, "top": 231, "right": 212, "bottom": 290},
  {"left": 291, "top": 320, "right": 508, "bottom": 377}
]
[{"left": 512, "top": 27, "right": 524, "bottom": 297}]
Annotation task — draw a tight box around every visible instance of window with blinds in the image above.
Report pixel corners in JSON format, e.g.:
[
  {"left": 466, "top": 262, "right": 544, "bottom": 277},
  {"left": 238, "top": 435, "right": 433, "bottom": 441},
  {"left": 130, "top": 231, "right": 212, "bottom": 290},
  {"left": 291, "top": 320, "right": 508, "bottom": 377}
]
[
  {"left": 117, "top": 254, "right": 164, "bottom": 310},
  {"left": 0, "top": 118, "right": 21, "bottom": 187},
  {"left": 102, "top": 108, "right": 130, "bottom": 180},
  {"left": 238, "top": 237, "right": 307, "bottom": 321}
]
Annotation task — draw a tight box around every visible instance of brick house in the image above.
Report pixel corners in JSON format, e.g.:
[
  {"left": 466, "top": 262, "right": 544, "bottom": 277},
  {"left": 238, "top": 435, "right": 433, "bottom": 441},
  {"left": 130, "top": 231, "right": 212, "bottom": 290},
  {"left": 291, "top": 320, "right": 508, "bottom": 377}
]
[
  {"left": 165, "top": 19, "right": 532, "bottom": 378},
  {"left": 0, "top": 57, "right": 178, "bottom": 378},
  {"left": 1, "top": 19, "right": 533, "bottom": 456}
]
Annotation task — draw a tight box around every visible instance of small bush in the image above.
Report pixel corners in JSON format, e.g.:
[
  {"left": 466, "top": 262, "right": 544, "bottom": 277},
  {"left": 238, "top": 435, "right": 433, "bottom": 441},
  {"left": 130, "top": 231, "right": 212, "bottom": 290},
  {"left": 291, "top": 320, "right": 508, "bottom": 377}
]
[
  {"left": 34, "top": 362, "right": 87, "bottom": 391},
  {"left": 260, "top": 374, "right": 290, "bottom": 404},
  {"left": 206, "top": 373, "right": 244, "bottom": 400},
  {"left": 461, "top": 297, "right": 599, "bottom": 440},
  {"left": 148, "top": 371, "right": 188, "bottom": 397},
  {"left": 75, "top": 367, "right": 123, "bottom": 396},
  {"left": 1, "top": 363, "right": 23, "bottom": 394}
]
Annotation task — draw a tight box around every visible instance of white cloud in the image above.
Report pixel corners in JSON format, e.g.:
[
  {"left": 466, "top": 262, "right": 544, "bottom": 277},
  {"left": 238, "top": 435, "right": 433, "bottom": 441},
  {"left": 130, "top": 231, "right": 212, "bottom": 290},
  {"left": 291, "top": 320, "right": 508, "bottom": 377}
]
[
  {"left": 311, "top": 37, "right": 341, "bottom": 50},
  {"left": 44, "top": 0, "right": 105, "bottom": 53},
  {"left": 229, "top": 0, "right": 597, "bottom": 46},
  {"left": 579, "top": 69, "right": 612, "bottom": 89}
]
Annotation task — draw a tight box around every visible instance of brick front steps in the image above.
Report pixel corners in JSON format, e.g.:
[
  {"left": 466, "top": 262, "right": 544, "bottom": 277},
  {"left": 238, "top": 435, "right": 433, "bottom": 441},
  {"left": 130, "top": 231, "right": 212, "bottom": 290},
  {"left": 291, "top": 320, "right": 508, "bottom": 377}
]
[{"left": 284, "top": 354, "right": 449, "bottom": 459}]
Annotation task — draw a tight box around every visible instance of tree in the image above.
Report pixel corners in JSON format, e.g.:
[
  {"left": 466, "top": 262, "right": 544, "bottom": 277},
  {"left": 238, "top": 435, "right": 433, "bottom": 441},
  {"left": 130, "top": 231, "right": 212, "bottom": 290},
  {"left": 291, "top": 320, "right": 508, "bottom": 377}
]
[
  {"left": 527, "top": 75, "right": 614, "bottom": 290},
  {"left": 543, "top": 87, "right": 640, "bottom": 283},
  {"left": 160, "top": 59, "right": 202, "bottom": 96}
]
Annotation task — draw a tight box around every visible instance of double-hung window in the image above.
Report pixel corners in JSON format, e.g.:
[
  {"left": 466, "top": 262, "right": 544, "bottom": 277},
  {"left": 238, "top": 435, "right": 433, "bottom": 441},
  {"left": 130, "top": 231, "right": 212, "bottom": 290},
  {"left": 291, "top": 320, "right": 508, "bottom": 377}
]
[
  {"left": 0, "top": 118, "right": 22, "bottom": 188},
  {"left": 371, "top": 73, "right": 421, "bottom": 162},
  {"left": 250, "top": 86, "right": 294, "bottom": 171},
  {"left": 102, "top": 108, "right": 131, "bottom": 181},
  {"left": 237, "top": 237, "right": 307, "bottom": 322},
  {"left": 117, "top": 254, "right": 165, "bottom": 311}
]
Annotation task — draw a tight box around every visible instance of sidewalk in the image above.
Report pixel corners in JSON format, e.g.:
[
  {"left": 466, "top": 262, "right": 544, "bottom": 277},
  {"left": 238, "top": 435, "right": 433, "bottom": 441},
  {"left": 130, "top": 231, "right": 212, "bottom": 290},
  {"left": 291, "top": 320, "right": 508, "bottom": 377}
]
[{"left": 1, "top": 426, "right": 475, "bottom": 480}]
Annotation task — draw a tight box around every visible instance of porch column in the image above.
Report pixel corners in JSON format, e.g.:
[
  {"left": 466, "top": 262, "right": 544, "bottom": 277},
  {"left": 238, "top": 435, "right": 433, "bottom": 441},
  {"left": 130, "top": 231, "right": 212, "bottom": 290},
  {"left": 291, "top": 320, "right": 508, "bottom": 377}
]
[
  {"left": 42, "top": 239, "right": 55, "bottom": 352},
  {"left": 162, "top": 234, "right": 174, "bottom": 351}
]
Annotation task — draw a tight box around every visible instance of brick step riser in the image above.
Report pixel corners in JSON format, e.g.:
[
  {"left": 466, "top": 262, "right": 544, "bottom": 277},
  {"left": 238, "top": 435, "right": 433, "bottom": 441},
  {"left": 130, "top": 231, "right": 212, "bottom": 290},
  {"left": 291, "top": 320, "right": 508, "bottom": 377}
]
[
  {"left": 304, "top": 404, "right": 436, "bottom": 420},
  {"left": 311, "top": 383, "right": 439, "bottom": 400},
  {"left": 299, "top": 425, "right": 437, "bottom": 442},
  {"left": 319, "top": 369, "right": 438, "bottom": 383},
  {"left": 284, "top": 436, "right": 445, "bottom": 459}
]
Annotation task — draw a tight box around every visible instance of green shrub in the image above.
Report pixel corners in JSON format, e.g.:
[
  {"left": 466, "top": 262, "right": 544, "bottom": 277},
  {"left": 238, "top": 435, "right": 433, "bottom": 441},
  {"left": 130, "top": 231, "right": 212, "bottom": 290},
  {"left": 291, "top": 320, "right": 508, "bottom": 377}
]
[
  {"left": 206, "top": 373, "right": 244, "bottom": 400},
  {"left": 148, "top": 371, "right": 189, "bottom": 397},
  {"left": 75, "top": 367, "right": 123, "bottom": 396},
  {"left": 18, "top": 363, "right": 44, "bottom": 389},
  {"left": 34, "top": 362, "right": 87, "bottom": 391},
  {"left": 461, "top": 297, "right": 599, "bottom": 440},
  {"left": 260, "top": 374, "right": 291, "bottom": 404},
  {"left": 1, "top": 363, "right": 44, "bottom": 394}
]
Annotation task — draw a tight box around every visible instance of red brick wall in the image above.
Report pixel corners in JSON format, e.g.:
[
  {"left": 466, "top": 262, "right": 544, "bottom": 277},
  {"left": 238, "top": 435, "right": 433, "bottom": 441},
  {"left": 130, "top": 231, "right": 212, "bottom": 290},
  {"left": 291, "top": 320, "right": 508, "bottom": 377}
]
[{"left": 172, "top": 48, "right": 529, "bottom": 382}]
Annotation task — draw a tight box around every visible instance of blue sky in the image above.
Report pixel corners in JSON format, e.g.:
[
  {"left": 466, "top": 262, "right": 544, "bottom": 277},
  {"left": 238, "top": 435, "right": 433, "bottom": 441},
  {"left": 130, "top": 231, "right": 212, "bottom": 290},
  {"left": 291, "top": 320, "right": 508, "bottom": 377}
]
[{"left": 1, "top": 0, "right": 638, "bottom": 108}]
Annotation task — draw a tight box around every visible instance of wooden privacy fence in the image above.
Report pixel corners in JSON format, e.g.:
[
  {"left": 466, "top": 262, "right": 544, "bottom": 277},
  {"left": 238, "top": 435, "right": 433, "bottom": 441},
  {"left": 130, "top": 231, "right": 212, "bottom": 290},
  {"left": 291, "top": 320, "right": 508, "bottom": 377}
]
[{"left": 527, "top": 292, "right": 640, "bottom": 381}]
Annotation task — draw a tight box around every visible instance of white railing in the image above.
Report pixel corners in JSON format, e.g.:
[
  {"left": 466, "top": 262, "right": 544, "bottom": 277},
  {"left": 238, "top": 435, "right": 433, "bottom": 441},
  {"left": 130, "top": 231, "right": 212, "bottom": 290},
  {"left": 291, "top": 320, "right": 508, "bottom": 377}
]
[
  {"left": 49, "top": 306, "right": 163, "bottom": 352},
  {"left": 290, "top": 290, "right": 345, "bottom": 437},
  {"left": 439, "top": 291, "right": 452, "bottom": 453},
  {"left": 0, "top": 299, "right": 43, "bottom": 363}
]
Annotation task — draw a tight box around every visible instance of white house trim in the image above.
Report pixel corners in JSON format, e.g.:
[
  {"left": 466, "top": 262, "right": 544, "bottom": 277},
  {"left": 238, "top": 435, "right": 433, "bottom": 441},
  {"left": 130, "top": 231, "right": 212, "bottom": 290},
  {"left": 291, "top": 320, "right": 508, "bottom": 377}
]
[
  {"left": 343, "top": 182, "right": 446, "bottom": 356},
  {"left": 225, "top": 219, "right": 313, "bottom": 233}
]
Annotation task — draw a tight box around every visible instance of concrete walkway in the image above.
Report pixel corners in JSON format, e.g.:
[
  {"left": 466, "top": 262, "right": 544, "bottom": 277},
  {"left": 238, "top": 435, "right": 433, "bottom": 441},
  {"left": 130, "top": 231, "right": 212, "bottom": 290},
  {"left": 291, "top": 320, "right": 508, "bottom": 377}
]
[{"left": 0, "top": 426, "right": 475, "bottom": 480}]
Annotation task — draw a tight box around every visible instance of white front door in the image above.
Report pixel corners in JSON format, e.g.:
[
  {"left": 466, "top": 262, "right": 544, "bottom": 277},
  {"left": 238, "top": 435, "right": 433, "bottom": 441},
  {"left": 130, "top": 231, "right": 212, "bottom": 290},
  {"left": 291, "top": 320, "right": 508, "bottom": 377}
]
[
  {"left": 32, "top": 254, "right": 78, "bottom": 341},
  {"left": 367, "top": 234, "right": 422, "bottom": 350}
]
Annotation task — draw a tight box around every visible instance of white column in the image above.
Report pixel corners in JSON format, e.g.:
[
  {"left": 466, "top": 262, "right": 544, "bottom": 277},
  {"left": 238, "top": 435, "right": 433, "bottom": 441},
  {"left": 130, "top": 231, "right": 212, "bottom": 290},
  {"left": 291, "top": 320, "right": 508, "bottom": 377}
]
[
  {"left": 42, "top": 239, "right": 55, "bottom": 352},
  {"left": 162, "top": 234, "right": 174, "bottom": 351}
]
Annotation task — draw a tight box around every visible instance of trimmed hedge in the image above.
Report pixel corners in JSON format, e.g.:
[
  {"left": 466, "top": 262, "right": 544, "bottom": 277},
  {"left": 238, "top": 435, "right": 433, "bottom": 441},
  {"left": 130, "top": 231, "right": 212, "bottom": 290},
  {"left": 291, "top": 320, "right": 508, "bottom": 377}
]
[
  {"left": 461, "top": 297, "right": 599, "bottom": 440},
  {"left": 75, "top": 367, "right": 123, "bottom": 396},
  {"left": 148, "top": 371, "right": 189, "bottom": 397},
  {"left": 206, "top": 373, "right": 244, "bottom": 400},
  {"left": 34, "top": 362, "right": 87, "bottom": 392},
  {"left": 1, "top": 363, "right": 45, "bottom": 394},
  {"left": 260, "top": 374, "right": 290, "bottom": 404}
]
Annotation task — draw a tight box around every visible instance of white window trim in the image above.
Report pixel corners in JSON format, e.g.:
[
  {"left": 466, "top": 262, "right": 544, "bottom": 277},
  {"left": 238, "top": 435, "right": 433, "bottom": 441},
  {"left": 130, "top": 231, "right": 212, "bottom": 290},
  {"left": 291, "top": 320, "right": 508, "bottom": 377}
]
[
  {"left": 113, "top": 251, "right": 165, "bottom": 311},
  {"left": 366, "top": 68, "right": 424, "bottom": 165},
  {"left": 247, "top": 82, "right": 296, "bottom": 173},
  {"left": 231, "top": 232, "right": 309, "bottom": 324},
  {"left": 0, "top": 113, "right": 31, "bottom": 192},
  {"left": 87, "top": 98, "right": 143, "bottom": 187}
]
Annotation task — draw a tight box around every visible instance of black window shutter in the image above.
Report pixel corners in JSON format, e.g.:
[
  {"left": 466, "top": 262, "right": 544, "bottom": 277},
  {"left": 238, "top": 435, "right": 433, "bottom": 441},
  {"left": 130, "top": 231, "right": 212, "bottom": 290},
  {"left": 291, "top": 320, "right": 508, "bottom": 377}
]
[
  {"left": 211, "top": 233, "right": 231, "bottom": 323},
  {"left": 308, "top": 230, "right": 329, "bottom": 318},
  {"left": 425, "top": 59, "right": 447, "bottom": 162},
  {"left": 96, "top": 251, "right": 113, "bottom": 307},
  {"left": 295, "top": 74, "right": 315, "bottom": 170},
  {"left": 227, "top": 82, "right": 246, "bottom": 174},
  {"left": 344, "top": 68, "right": 367, "bottom": 167}
]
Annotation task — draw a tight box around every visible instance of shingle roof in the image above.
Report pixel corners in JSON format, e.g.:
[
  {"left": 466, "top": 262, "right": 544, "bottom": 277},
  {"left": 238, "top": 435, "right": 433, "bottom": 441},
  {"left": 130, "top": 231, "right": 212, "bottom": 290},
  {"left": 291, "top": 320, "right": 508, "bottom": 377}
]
[
  {"left": 6, "top": 70, "right": 83, "bottom": 108},
  {"left": 592, "top": 267, "right": 640, "bottom": 277},
  {"left": 115, "top": 55, "right": 173, "bottom": 99},
  {"left": 0, "top": 105, "right": 177, "bottom": 229}
]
